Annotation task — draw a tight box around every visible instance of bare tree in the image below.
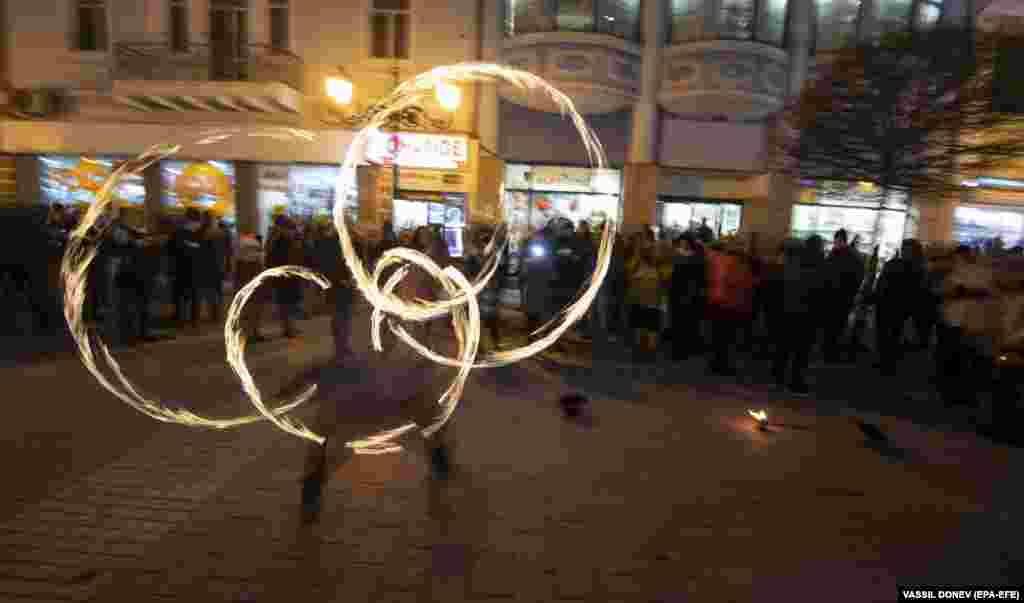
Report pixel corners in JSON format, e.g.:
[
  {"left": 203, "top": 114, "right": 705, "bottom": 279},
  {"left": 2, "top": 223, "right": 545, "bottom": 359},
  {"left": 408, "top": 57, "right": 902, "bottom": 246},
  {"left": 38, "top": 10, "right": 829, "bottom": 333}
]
[{"left": 774, "top": 24, "right": 1024, "bottom": 207}]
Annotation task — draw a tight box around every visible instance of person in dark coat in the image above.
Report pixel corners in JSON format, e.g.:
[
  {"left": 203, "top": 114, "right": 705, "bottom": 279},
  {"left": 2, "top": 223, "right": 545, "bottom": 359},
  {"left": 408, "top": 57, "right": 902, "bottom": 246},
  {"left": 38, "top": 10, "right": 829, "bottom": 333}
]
[
  {"left": 111, "top": 218, "right": 162, "bottom": 343},
  {"left": 170, "top": 208, "right": 205, "bottom": 328},
  {"left": 772, "top": 236, "right": 827, "bottom": 395},
  {"left": 873, "top": 239, "right": 927, "bottom": 374},
  {"left": 670, "top": 234, "right": 706, "bottom": 361},
  {"left": 266, "top": 214, "right": 305, "bottom": 338},
  {"left": 822, "top": 228, "right": 865, "bottom": 363},
  {"left": 521, "top": 224, "right": 557, "bottom": 337}
]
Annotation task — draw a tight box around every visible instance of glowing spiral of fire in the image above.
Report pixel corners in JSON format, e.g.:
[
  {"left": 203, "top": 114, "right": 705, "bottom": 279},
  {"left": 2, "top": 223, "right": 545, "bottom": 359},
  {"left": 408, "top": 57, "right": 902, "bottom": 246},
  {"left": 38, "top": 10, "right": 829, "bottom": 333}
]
[{"left": 61, "top": 63, "right": 615, "bottom": 453}]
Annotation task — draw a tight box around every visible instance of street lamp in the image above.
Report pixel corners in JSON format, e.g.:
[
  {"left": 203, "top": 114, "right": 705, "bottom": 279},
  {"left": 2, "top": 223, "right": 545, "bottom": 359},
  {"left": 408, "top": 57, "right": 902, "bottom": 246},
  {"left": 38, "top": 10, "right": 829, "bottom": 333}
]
[
  {"left": 323, "top": 66, "right": 459, "bottom": 131},
  {"left": 325, "top": 76, "right": 353, "bottom": 106},
  {"left": 435, "top": 81, "right": 461, "bottom": 112}
]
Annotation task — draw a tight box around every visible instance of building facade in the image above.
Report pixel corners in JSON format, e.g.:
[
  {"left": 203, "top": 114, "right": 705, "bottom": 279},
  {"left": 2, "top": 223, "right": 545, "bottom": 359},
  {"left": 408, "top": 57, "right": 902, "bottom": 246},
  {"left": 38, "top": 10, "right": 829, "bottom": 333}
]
[{"left": 0, "top": 0, "right": 1016, "bottom": 258}]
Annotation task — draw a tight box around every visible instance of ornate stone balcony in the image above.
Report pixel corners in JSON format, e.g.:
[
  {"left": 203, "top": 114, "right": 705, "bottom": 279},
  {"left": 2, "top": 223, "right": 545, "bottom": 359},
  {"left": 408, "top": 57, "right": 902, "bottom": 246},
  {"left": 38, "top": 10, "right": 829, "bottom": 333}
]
[
  {"left": 500, "top": 32, "right": 643, "bottom": 115},
  {"left": 659, "top": 40, "right": 789, "bottom": 121}
]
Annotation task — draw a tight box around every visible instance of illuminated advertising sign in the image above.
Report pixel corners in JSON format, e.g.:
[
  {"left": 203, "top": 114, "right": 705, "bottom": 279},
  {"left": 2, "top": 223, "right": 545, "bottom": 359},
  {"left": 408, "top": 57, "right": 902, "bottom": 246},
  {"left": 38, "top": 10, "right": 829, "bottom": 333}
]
[{"left": 366, "top": 132, "right": 469, "bottom": 169}]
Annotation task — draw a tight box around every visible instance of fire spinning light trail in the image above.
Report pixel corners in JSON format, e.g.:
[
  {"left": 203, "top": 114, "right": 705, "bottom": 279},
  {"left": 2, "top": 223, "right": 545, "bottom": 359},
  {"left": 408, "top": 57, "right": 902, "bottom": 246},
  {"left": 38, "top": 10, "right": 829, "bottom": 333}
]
[{"left": 63, "top": 63, "right": 616, "bottom": 453}]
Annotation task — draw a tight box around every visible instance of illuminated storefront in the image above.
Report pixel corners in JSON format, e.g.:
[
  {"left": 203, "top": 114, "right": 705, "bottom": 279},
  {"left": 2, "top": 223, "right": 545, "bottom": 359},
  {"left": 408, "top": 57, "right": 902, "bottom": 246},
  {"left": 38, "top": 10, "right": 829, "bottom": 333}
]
[
  {"left": 791, "top": 180, "right": 908, "bottom": 259},
  {"left": 954, "top": 178, "right": 1024, "bottom": 249},
  {"left": 161, "top": 160, "right": 236, "bottom": 223},
  {"left": 258, "top": 163, "right": 354, "bottom": 237},
  {"left": 658, "top": 198, "right": 743, "bottom": 240},
  {"left": 39, "top": 155, "right": 146, "bottom": 225},
  {"left": 503, "top": 164, "right": 622, "bottom": 250},
  {"left": 367, "top": 131, "right": 474, "bottom": 258}
]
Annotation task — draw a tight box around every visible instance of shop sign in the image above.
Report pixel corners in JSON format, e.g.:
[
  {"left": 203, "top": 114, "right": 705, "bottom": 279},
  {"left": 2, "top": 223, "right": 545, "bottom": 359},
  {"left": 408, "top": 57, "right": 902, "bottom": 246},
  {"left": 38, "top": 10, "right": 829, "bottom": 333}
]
[
  {"left": 366, "top": 132, "right": 469, "bottom": 170},
  {"left": 397, "top": 169, "right": 466, "bottom": 192},
  {"left": 527, "top": 166, "right": 622, "bottom": 194}
]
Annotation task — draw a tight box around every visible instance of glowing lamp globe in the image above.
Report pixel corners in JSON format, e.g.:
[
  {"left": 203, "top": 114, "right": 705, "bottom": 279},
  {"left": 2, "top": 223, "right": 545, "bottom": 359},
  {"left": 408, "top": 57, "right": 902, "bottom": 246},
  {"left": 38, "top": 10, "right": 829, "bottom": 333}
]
[
  {"left": 326, "top": 77, "right": 353, "bottom": 106},
  {"left": 435, "top": 82, "right": 461, "bottom": 112}
]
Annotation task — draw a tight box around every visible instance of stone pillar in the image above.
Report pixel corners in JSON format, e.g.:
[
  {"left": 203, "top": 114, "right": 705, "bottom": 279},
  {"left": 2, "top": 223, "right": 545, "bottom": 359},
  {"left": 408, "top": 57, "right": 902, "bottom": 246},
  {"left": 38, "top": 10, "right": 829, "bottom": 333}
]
[
  {"left": 622, "top": 163, "right": 659, "bottom": 232},
  {"left": 623, "top": 0, "right": 665, "bottom": 234},
  {"left": 234, "top": 161, "right": 261, "bottom": 236},
  {"left": 248, "top": 0, "right": 268, "bottom": 46},
  {"left": 143, "top": 162, "right": 163, "bottom": 231},
  {"left": 744, "top": 172, "right": 797, "bottom": 254},
  {"left": 15, "top": 155, "right": 41, "bottom": 206},
  {"left": 787, "top": 0, "right": 813, "bottom": 99},
  {"left": 474, "top": 156, "right": 505, "bottom": 225},
  {"left": 477, "top": 0, "right": 503, "bottom": 159}
]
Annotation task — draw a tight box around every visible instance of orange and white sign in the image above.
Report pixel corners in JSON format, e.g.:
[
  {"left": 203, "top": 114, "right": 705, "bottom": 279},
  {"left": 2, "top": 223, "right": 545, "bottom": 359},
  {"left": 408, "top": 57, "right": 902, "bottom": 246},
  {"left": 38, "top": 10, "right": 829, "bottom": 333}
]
[{"left": 366, "top": 132, "right": 469, "bottom": 170}]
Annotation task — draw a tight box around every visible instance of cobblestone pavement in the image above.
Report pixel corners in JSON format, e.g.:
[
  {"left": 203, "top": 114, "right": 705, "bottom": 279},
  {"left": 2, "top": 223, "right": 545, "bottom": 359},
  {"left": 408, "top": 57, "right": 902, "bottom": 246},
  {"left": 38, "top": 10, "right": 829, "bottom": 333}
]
[{"left": 2, "top": 310, "right": 1023, "bottom": 602}]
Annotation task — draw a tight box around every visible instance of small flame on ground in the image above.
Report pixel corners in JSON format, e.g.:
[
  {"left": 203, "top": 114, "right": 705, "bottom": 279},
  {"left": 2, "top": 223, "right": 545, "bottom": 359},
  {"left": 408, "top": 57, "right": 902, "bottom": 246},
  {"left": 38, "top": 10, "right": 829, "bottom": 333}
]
[{"left": 748, "top": 409, "right": 768, "bottom": 424}]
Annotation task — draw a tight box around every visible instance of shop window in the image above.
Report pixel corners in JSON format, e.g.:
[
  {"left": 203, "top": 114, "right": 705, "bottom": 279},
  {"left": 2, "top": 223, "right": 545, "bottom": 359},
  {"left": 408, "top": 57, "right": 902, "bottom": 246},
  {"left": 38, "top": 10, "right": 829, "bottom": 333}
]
[
  {"left": 161, "top": 160, "right": 236, "bottom": 222},
  {"left": 791, "top": 204, "right": 906, "bottom": 259},
  {"left": 75, "top": 0, "right": 108, "bottom": 52},
  {"left": 39, "top": 156, "right": 145, "bottom": 209},
  {"left": 269, "top": 0, "right": 290, "bottom": 51},
  {"left": 954, "top": 205, "right": 1024, "bottom": 249},
  {"left": 371, "top": 0, "right": 410, "bottom": 59},
  {"left": 669, "top": 0, "right": 705, "bottom": 43}
]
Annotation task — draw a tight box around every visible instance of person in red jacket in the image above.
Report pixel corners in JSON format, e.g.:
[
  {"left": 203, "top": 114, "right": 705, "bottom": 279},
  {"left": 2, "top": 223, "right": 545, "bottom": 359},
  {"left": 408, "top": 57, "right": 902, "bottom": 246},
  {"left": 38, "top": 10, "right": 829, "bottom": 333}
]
[{"left": 704, "top": 241, "right": 755, "bottom": 376}]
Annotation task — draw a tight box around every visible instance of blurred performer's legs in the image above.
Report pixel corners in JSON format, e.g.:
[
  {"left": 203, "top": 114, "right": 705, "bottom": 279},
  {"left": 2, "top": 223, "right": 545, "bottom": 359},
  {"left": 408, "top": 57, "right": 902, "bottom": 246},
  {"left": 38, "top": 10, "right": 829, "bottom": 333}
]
[{"left": 331, "top": 285, "right": 355, "bottom": 360}]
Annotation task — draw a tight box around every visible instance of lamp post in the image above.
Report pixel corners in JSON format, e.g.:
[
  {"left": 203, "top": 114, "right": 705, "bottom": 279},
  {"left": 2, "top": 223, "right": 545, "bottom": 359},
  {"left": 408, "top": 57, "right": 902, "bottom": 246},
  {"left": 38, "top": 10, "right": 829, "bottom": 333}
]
[{"left": 323, "top": 66, "right": 461, "bottom": 131}]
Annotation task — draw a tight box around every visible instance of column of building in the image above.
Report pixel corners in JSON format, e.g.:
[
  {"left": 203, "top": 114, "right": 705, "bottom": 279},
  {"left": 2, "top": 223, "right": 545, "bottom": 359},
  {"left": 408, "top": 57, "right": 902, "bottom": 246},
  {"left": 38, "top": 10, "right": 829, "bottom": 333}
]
[
  {"left": 473, "top": 0, "right": 505, "bottom": 225},
  {"left": 622, "top": 0, "right": 665, "bottom": 234},
  {"left": 750, "top": 0, "right": 814, "bottom": 253}
]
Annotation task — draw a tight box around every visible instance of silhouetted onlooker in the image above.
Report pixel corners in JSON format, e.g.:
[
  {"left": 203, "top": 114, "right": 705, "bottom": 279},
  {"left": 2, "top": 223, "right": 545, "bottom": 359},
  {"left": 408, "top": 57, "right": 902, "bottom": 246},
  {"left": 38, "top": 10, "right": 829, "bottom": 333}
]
[
  {"left": 823, "top": 228, "right": 865, "bottom": 363},
  {"left": 773, "top": 237, "right": 827, "bottom": 395},
  {"left": 669, "top": 234, "right": 705, "bottom": 361}
]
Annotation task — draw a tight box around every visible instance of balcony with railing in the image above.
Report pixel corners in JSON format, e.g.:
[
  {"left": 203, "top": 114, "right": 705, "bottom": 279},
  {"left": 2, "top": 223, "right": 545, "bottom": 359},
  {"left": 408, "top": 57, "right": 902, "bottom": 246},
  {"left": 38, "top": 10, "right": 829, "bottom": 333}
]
[
  {"left": 660, "top": 0, "right": 791, "bottom": 120},
  {"left": 110, "top": 41, "right": 304, "bottom": 114}
]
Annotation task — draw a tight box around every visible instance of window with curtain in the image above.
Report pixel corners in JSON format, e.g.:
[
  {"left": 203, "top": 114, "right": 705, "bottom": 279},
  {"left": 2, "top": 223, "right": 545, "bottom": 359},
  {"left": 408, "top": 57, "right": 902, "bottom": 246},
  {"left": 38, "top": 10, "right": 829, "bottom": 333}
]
[
  {"left": 370, "top": 0, "right": 410, "bottom": 59},
  {"left": 719, "top": 0, "right": 756, "bottom": 40},
  {"left": 170, "top": 0, "right": 189, "bottom": 52},
  {"left": 596, "top": 0, "right": 639, "bottom": 39},
  {"left": 669, "top": 0, "right": 705, "bottom": 43},
  {"left": 269, "top": 0, "right": 289, "bottom": 51},
  {"left": 76, "top": 0, "right": 108, "bottom": 51},
  {"left": 814, "top": 0, "right": 861, "bottom": 52},
  {"left": 757, "top": 0, "right": 787, "bottom": 46}
]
